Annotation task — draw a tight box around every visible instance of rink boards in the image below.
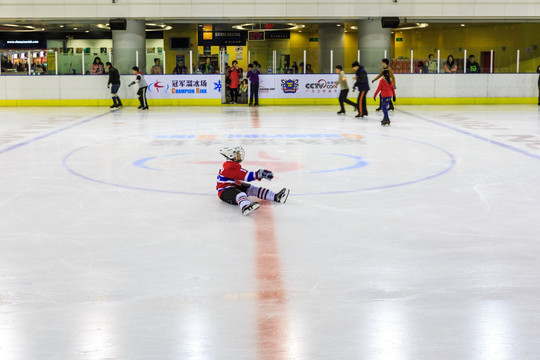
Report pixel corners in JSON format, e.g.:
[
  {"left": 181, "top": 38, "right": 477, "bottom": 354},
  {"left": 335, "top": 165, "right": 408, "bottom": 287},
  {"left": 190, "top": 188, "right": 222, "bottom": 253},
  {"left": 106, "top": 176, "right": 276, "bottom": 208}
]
[{"left": 0, "top": 73, "right": 537, "bottom": 106}]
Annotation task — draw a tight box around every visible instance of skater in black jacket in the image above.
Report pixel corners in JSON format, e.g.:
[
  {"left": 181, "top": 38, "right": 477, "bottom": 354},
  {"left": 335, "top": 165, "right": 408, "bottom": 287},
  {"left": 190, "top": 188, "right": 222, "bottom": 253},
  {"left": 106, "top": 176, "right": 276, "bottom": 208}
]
[
  {"left": 106, "top": 62, "right": 122, "bottom": 109},
  {"left": 352, "top": 61, "right": 369, "bottom": 118}
]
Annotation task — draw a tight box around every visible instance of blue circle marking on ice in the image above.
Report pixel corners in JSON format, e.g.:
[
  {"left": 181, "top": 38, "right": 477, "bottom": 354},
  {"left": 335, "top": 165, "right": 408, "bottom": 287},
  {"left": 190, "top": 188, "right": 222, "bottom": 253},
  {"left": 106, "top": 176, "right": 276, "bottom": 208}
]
[
  {"left": 62, "top": 130, "right": 456, "bottom": 196},
  {"left": 132, "top": 153, "right": 190, "bottom": 171},
  {"left": 131, "top": 152, "right": 367, "bottom": 174},
  {"left": 302, "top": 153, "right": 368, "bottom": 174}
]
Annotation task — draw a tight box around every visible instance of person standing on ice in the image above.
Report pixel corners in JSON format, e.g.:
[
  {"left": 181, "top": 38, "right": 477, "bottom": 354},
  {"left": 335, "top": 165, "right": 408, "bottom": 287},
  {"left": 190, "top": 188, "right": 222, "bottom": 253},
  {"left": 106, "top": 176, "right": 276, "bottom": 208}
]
[
  {"left": 128, "top": 66, "right": 148, "bottom": 110},
  {"left": 335, "top": 65, "right": 357, "bottom": 115},
  {"left": 373, "top": 69, "right": 396, "bottom": 127},
  {"left": 372, "top": 58, "right": 396, "bottom": 112},
  {"left": 106, "top": 62, "right": 122, "bottom": 109},
  {"left": 216, "top": 145, "right": 290, "bottom": 216}
]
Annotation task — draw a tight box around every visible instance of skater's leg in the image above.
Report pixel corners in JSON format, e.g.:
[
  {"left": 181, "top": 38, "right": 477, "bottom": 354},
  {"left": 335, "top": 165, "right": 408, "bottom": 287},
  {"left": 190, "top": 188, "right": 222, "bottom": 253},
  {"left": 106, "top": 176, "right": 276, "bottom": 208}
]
[
  {"left": 342, "top": 89, "right": 356, "bottom": 108},
  {"left": 137, "top": 88, "right": 144, "bottom": 108},
  {"left": 245, "top": 184, "right": 276, "bottom": 201},
  {"left": 253, "top": 83, "right": 259, "bottom": 105},
  {"left": 141, "top": 87, "right": 148, "bottom": 109},
  {"left": 220, "top": 187, "right": 259, "bottom": 215},
  {"left": 110, "top": 84, "right": 120, "bottom": 108},
  {"left": 362, "top": 90, "right": 368, "bottom": 115},
  {"left": 381, "top": 97, "right": 390, "bottom": 119},
  {"left": 338, "top": 90, "right": 346, "bottom": 113},
  {"left": 249, "top": 84, "right": 254, "bottom": 105},
  {"left": 356, "top": 90, "right": 367, "bottom": 116},
  {"left": 376, "top": 95, "right": 382, "bottom": 111}
]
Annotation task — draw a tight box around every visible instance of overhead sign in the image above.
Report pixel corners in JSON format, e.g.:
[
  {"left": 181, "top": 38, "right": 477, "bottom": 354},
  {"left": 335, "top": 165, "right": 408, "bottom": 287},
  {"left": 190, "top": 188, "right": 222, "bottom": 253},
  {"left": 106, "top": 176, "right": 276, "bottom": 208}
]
[{"left": 0, "top": 39, "right": 47, "bottom": 49}]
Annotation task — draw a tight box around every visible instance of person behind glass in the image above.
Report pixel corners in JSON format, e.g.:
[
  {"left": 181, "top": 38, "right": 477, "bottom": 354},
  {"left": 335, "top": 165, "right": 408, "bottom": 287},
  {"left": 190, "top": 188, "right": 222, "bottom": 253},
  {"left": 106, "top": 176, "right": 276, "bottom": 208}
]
[
  {"left": 335, "top": 65, "right": 356, "bottom": 115},
  {"left": 373, "top": 70, "right": 396, "bottom": 127},
  {"left": 90, "top": 57, "right": 104, "bottom": 75},
  {"left": 537, "top": 65, "right": 540, "bottom": 106},
  {"left": 371, "top": 58, "right": 396, "bottom": 112},
  {"left": 253, "top": 60, "right": 261, "bottom": 72},
  {"left": 105, "top": 62, "right": 122, "bottom": 109},
  {"left": 291, "top": 61, "right": 299, "bottom": 74},
  {"left": 352, "top": 61, "right": 369, "bottom": 118},
  {"left": 151, "top": 58, "right": 163, "bottom": 74},
  {"left": 246, "top": 63, "right": 260, "bottom": 106},
  {"left": 426, "top": 54, "right": 437, "bottom": 74},
  {"left": 466, "top": 55, "right": 481, "bottom": 73},
  {"left": 227, "top": 60, "right": 242, "bottom": 104},
  {"left": 128, "top": 66, "right": 149, "bottom": 110},
  {"left": 306, "top": 64, "right": 314, "bottom": 74},
  {"left": 444, "top": 55, "right": 458, "bottom": 73},
  {"left": 172, "top": 59, "right": 188, "bottom": 74},
  {"left": 415, "top": 61, "right": 426, "bottom": 74},
  {"left": 200, "top": 57, "right": 214, "bottom": 74}
]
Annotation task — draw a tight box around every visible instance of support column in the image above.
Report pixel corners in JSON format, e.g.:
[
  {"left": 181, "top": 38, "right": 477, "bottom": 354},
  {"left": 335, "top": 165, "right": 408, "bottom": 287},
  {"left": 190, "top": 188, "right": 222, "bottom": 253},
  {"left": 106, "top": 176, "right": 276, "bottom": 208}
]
[
  {"left": 357, "top": 19, "right": 392, "bottom": 73},
  {"left": 112, "top": 19, "right": 146, "bottom": 74},
  {"left": 318, "top": 24, "right": 345, "bottom": 74}
]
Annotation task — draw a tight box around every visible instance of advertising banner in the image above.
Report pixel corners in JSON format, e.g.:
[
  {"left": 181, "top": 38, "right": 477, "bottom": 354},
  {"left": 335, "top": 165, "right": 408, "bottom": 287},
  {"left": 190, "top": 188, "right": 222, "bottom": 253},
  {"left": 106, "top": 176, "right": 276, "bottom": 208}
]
[
  {"left": 145, "top": 74, "right": 223, "bottom": 99},
  {"left": 258, "top": 74, "right": 341, "bottom": 99}
]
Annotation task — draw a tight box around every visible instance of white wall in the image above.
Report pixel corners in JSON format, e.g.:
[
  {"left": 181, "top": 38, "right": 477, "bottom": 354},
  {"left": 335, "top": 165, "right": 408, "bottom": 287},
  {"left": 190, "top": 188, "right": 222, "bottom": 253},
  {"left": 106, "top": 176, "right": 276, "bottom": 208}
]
[
  {"left": 0, "top": 0, "right": 539, "bottom": 19},
  {"left": 0, "top": 74, "right": 537, "bottom": 102}
]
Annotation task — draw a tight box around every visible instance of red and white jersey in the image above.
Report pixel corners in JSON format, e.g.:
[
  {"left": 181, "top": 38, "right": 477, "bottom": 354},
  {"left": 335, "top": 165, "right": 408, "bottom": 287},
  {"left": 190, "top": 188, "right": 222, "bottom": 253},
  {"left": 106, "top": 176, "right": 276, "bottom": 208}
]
[{"left": 216, "top": 161, "right": 258, "bottom": 197}]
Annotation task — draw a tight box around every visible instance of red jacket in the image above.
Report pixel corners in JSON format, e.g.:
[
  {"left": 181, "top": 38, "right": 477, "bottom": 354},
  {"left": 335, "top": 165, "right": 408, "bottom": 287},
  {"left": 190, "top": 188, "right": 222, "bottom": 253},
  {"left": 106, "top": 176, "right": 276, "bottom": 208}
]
[
  {"left": 228, "top": 67, "right": 242, "bottom": 88},
  {"left": 373, "top": 79, "right": 396, "bottom": 98},
  {"left": 216, "top": 161, "right": 259, "bottom": 197}
]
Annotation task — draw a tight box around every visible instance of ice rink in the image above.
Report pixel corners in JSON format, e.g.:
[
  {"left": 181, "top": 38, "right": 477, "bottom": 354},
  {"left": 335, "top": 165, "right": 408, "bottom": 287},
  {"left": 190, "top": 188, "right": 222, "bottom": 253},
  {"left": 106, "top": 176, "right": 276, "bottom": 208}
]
[{"left": 1, "top": 103, "right": 540, "bottom": 359}]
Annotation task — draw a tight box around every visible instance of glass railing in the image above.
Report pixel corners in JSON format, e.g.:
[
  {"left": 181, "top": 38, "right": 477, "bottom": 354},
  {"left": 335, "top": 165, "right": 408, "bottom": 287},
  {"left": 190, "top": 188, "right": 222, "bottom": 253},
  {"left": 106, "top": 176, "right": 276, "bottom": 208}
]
[{"left": 1, "top": 47, "right": 539, "bottom": 75}]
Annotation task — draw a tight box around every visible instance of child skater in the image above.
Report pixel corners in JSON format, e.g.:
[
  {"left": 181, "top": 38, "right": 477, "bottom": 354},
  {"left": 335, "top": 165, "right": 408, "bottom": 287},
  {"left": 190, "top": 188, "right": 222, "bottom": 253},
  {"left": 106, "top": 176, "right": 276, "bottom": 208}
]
[
  {"left": 128, "top": 66, "right": 148, "bottom": 110},
  {"left": 372, "top": 58, "right": 396, "bottom": 112},
  {"left": 216, "top": 145, "right": 290, "bottom": 216},
  {"left": 373, "top": 70, "right": 396, "bottom": 126}
]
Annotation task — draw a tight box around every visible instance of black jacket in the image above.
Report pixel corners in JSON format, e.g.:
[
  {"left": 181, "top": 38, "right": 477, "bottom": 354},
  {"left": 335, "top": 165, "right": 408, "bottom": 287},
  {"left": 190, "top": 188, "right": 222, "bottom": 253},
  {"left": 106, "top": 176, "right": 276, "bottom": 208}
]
[
  {"left": 353, "top": 68, "right": 370, "bottom": 92},
  {"left": 107, "top": 66, "right": 120, "bottom": 85}
]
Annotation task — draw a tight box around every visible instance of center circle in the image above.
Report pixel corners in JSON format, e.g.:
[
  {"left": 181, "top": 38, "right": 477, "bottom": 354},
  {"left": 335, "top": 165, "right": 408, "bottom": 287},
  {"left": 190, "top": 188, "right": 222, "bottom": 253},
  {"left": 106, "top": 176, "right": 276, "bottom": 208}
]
[{"left": 62, "top": 128, "right": 456, "bottom": 196}]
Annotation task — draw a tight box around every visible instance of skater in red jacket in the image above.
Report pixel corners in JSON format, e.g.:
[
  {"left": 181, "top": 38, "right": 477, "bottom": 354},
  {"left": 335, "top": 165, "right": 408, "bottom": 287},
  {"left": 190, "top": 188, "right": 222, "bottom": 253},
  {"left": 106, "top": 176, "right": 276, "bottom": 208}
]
[
  {"left": 373, "top": 70, "right": 396, "bottom": 126},
  {"left": 216, "top": 145, "right": 290, "bottom": 215}
]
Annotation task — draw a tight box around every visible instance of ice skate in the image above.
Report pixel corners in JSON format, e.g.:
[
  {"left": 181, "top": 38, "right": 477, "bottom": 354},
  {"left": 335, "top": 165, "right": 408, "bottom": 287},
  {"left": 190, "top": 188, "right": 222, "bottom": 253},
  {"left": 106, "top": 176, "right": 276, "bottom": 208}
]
[
  {"left": 381, "top": 117, "right": 391, "bottom": 126},
  {"left": 337, "top": 110, "right": 345, "bottom": 115},
  {"left": 375, "top": 107, "right": 381, "bottom": 112},
  {"left": 242, "top": 202, "right": 260, "bottom": 216},
  {"left": 274, "top": 188, "right": 290, "bottom": 204}
]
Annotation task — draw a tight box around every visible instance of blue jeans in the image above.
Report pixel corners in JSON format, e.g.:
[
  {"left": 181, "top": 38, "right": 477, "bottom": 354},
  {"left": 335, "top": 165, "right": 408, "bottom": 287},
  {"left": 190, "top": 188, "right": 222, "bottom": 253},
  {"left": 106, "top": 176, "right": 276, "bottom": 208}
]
[{"left": 381, "top": 97, "right": 392, "bottom": 119}]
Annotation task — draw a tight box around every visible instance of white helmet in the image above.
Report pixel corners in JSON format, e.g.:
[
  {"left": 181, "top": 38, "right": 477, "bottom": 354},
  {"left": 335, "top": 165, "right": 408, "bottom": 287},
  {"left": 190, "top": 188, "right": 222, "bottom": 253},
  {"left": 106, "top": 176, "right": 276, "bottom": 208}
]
[{"left": 220, "top": 145, "right": 245, "bottom": 162}]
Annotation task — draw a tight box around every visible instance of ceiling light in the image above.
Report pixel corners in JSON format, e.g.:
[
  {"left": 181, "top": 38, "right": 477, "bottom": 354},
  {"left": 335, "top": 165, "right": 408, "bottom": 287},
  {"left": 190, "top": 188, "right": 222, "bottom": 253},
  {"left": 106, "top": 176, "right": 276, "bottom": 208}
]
[
  {"left": 59, "top": 25, "right": 64, "bottom": 28},
  {"left": 74, "top": 27, "right": 78, "bottom": 30},
  {"left": 337, "top": 24, "right": 341, "bottom": 27},
  {"left": 461, "top": 24, "right": 466, "bottom": 27}
]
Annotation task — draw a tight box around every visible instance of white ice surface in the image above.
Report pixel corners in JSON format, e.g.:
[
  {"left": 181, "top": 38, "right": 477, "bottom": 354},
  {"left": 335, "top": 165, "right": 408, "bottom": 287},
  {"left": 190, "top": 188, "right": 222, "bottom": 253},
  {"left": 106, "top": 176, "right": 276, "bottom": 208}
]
[{"left": 1, "top": 104, "right": 540, "bottom": 360}]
